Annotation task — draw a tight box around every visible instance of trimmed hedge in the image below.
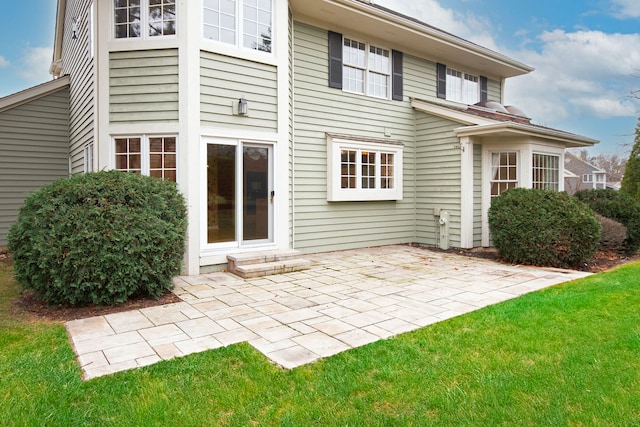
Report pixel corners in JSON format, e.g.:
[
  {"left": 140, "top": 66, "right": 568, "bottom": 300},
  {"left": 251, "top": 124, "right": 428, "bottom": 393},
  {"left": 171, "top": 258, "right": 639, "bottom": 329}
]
[
  {"left": 574, "top": 189, "right": 640, "bottom": 255},
  {"left": 7, "top": 171, "right": 187, "bottom": 305},
  {"left": 488, "top": 188, "right": 600, "bottom": 268}
]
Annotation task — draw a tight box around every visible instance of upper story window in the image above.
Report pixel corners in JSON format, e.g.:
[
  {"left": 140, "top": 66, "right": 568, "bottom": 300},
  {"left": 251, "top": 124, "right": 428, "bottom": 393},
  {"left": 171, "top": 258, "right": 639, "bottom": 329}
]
[
  {"left": 342, "top": 38, "right": 390, "bottom": 98},
  {"left": 328, "top": 31, "right": 403, "bottom": 101},
  {"left": 446, "top": 68, "right": 479, "bottom": 104},
  {"left": 114, "top": 0, "right": 176, "bottom": 39},
  {"left": 437, "top": 63, "right": 487, "bottom": 105},
  {"left": 203, "top": 0, "right": 272, "bottom": 53}
]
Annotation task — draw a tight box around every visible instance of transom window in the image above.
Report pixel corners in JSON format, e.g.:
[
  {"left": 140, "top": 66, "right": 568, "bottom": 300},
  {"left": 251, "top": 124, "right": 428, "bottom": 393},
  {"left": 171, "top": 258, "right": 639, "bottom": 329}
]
[
  {"left": 114, "top": 136, "right": 177, "bottom": 181},
  {"left": 203, "top": 0, "right": 272, "bottom": 53},
  {"left": 343, "top": 38, "right": 390, "bottom": 98},
  {"left": 490, "top": 152, "right": 518, "bottom": 198},
  {"left": 532, "top": 153, "right": 559, "bottom": 191},
  {"left": 328, "top": 136, "right": 403, "bottom": 201},
  {"left": 446, "top": 67, "right": 479, "bottom": 104},
  {"left": 114, "top": 0, "right": 176, "bottom": 39}
]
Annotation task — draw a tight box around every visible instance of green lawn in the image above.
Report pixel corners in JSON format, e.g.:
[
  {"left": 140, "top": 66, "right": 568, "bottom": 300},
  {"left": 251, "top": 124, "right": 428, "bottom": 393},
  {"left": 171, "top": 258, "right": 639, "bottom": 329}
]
[{"left": 1, "top": 259, "right": 639, "bottom": 426}]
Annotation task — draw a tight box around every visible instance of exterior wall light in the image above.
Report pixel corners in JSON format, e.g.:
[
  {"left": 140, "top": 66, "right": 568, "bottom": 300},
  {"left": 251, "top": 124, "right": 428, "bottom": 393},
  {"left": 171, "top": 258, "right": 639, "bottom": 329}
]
[
  {"left": 238, "top": 97, "right": 248, "bottom": 116},
  {"left": 72, "top": 19, "right": 78, "bottom": 40}
]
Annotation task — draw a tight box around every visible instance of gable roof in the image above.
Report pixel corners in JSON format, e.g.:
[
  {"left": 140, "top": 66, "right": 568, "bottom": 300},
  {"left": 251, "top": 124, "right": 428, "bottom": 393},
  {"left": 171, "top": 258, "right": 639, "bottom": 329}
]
[
  {"left": 411, "top": 98, "right": 598, "bottom": 148},
  {"left": 0, "top": 76, "right": 70, "bottom": 114},
  {"left": 290, "top": 0, "right": 534, "bottom": 78},
  {"left": 564, "top": 152, "right": 606, "bottom": 174}
]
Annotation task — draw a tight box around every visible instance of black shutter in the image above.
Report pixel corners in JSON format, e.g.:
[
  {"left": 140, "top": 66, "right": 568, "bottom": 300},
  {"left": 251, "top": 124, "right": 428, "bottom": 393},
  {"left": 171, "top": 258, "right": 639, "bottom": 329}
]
[
  {"left": 480, "top": 76, "right": 488, "bottom": 101},
  {"left": 328, "top": 31, "right": 343, "bottom": 89},
  {"left": 392, "top": 50, "right": 403, "bottom": 101},
  {"left": 436, "top": 63, "right": 447, "bottom": 99}
]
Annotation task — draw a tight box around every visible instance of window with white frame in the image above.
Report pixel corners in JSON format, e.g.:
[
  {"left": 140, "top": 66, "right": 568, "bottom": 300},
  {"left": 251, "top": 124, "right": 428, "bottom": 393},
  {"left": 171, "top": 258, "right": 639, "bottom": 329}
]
[
  {"left": 342, "top": 38, "right": 390, "bottom": 98},
  {"left": 532, "top": 153, "right": 560, "bottom": 191},
  {"left": 84, "top": 142, "right": 94, "bottom": 173},
  {"left": 490, "top": 151, "right": 518, "bottom": 198},
  {"left": 583, "top": 174, "right": 593, "bottom": 183},
  {"left": 327, "top": 136, "right": 403, "bottom": 201},
  {"left": 203, "top": 0, "right": 272, "bottom": 53},
  {"left": 114, "top": 0, "right": 176, "bottom": 39},
  {"left": 446, "top": 67, "right": 479, "bottom": 104},
  {"left": 114, "top": 136, "right": 177, "bottom": 181}
]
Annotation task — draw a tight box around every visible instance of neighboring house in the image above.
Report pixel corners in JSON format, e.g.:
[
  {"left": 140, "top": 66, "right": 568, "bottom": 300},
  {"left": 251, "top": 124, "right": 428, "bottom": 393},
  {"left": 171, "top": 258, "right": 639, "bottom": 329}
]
[
  {"left": 0, "top": 78, "right": 71, "bottom": 247},
  {"left": 564, "top": 151, "right": 607, "bottom": 195},
  {"left": 2, "top": 0, "right": 598, "bottom": 272}
]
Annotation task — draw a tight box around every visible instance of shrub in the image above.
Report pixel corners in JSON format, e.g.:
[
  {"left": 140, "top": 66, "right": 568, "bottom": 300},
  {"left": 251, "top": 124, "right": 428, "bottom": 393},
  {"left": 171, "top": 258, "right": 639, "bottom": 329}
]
[
  {"left": 7, "top": 171, "right": 187, "bottom": 305},
  {"left": 596, "top": 215, "right": 627, "bottom": 252},
  {"left": 488, "top": 188, "right": 600, "bottom": 268},
  {"left": 574, "top": 189, "right": 640, "bottom": 255}
]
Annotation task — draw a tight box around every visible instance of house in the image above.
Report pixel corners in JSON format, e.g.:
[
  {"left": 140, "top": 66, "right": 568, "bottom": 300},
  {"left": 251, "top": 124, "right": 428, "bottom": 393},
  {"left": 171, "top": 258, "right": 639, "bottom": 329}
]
[
  {"left": 1, "top": 0, "right": 598, "bottom": 272},
  {"left": 564, "top": 151, "right": 607, "bottom": 194}
]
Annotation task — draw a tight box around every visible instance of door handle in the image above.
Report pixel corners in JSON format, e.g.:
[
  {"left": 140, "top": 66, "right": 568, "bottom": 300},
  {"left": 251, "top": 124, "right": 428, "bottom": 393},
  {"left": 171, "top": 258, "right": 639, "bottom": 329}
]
[{"left": 270, "top": 190, "right": 275, "bottom": 203}]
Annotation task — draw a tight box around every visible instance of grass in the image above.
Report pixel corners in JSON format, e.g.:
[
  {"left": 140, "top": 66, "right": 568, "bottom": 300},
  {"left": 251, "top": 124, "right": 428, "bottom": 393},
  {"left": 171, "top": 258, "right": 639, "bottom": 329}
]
[{"left": 1, "top": 259, "right": 640, "bottom": 426}]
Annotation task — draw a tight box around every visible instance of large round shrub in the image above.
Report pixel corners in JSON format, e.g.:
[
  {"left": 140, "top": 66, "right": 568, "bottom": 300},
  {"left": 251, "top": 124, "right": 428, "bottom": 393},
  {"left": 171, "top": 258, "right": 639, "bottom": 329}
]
[
  {"left": 574, "top": 189, "right": 640, "bottom": 254},
  {"left": 488, "top": 188, "right": 600, "bottom": 268},
  {"left": 7, "top": 171, "right": 187, "bottom": 305}
]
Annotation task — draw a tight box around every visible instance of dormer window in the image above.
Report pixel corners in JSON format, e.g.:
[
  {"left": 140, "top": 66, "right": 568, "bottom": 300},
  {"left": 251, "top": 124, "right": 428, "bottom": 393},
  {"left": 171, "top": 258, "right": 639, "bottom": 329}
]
[
  {"left": 114, "top": 0, "right": 176, "bottom": 39},
  {"left": 203, "top": 0, "right": 273, "bottom": 53}
]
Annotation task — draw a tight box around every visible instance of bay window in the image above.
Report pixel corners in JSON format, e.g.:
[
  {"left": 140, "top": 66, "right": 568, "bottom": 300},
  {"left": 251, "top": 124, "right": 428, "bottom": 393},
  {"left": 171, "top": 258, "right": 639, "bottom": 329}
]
[
  {"left": 328, "top": 135, "right": 403, "bottom": 201},
  {"left": 532, "top": 153, "right": 560, "bottom": 191}
]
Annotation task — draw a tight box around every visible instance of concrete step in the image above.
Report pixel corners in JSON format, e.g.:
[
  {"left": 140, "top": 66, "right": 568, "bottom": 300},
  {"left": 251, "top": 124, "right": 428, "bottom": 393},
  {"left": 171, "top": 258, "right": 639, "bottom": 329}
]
[{"left": 227, "top": 250, "right": 311, "bottom": 278}]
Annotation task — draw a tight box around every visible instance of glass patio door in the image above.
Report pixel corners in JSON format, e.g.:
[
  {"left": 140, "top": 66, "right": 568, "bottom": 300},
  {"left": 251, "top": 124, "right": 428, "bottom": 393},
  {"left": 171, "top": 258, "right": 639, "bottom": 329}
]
[{"left": 207, "top": 142, "right": 273, "bottom": 246}]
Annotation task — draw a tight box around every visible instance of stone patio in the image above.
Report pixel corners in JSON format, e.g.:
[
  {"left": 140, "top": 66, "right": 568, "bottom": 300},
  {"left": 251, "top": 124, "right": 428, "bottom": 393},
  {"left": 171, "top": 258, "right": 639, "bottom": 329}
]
[{"left": 65, "top": 245, "right": 590, "bottom": 380}]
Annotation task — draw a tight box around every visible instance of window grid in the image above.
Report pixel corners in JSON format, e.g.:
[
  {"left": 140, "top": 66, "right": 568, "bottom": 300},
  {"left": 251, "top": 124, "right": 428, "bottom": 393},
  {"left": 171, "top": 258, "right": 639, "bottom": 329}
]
[
  {"left": 148, "top": 0, "right": 176, "bottom": 36},
  {"left": 343, "top": 38, "right": 390, "bottom": 98},
  {"left": 115, "top": 137, "right": 142, "bottom": 174},
  {"left": 361, "top": 151, "right": 376, "bottom": 189},
  {"left": 583, "top": 174, "right": 593, "bottom": 183},
  {"left": 532, "top": 153, "right": 559, "bottom": 191},
  {"left": 149, "top": 137, "right": 177, "bottom": 181},
  {"left": 243, "top": 0, "right": 272, "bottom": 52},
  {"left": 446, "top": 67, "right": 479, "bottom": 104},
  {"left": 341, "top": 150, "right": 357, "bottom": 189},
  {"left": 114, "top": 0, "right": 142, "bottom": 39},
  {"left": 381, "top": 153, "right": 394, "bottom": 189},
  {"left": 203, "top": 0, "right": 272, "bottom": 53},
  {"left": 490, "top": 152, "right": 518, "bottom": 198}
]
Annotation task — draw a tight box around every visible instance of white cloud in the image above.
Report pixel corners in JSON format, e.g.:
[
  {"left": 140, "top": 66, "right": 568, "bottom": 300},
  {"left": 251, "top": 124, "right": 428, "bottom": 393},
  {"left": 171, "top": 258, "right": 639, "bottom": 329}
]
[
  {"left": 17, "top": 46, "right": 52, "bottom": 83},
  {"left": 505, "top": 30, "right": 640, "bottom": 123},
  {"left": 377, "top": 0, "right": 640, "bottom": 128},
  {"left": 0, "top": 55, "right": 8, "bottom": 68},
  {"left": 610, "top": 0, "right": 640, "bottom": 19}
]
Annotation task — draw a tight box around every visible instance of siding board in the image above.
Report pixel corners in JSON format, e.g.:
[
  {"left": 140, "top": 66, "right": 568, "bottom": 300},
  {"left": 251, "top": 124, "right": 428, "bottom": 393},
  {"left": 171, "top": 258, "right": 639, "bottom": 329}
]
[{"left": 0, "top": 88, "right": 70, "bottom": 246}]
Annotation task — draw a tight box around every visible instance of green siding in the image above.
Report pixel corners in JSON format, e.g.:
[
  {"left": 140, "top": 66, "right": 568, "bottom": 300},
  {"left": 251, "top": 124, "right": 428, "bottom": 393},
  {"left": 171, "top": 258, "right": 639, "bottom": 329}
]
[
  {"left": 415, "top": 112, "right": 462, "bottom": 248},
  {"left": 110, "top": 49, "right": 179, "bottom": 123},
  {"left": 0, "top": 89, "right": 70, "bottom": 246},
  {"left": 61, "top": 0, "right": 94, "bottom": 174},
  {"left": 200, "top": 51, "right": 277, "bottom": 132},
  {"left": 292, "top": 22, "right": 416, "bottom": 253}
]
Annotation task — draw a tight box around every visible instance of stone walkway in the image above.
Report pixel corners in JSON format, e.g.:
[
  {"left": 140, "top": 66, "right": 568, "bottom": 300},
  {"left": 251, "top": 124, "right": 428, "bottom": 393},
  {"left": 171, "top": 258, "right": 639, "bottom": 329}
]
[{"left": 65, "top": 245, "right": 590, "bottom": 380}]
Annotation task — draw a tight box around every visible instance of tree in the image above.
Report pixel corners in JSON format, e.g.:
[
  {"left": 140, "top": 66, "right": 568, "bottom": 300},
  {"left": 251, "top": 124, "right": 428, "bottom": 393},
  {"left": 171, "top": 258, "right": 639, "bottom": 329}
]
[
  {"left": 621, "top": 117, "right": 640, "bottom": 200},
  {"left": 591, "top": 152, "right": 627, "bottom": 182}
]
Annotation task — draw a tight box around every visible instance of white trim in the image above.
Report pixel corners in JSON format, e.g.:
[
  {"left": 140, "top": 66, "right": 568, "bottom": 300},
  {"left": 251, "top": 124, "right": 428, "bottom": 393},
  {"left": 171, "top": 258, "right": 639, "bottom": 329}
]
[
  {"left": 459, "top": 137, "right": 474, "bottom": 248},
  {"left": 112, "top": 0, "right": 178, "bottom": 41}
]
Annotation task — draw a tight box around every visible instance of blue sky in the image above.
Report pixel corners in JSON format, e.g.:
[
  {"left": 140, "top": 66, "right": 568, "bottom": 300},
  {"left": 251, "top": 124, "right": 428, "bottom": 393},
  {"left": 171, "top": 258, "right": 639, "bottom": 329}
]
[{"left": 1, "top": 0, "right": 638, "bottom": 155}]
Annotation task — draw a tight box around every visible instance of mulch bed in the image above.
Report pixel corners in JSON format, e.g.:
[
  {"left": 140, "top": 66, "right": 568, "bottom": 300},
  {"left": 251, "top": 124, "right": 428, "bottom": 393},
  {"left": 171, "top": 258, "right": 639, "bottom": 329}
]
[{"left": 3, "top": 246, "right": 639, "bottom": 323}]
